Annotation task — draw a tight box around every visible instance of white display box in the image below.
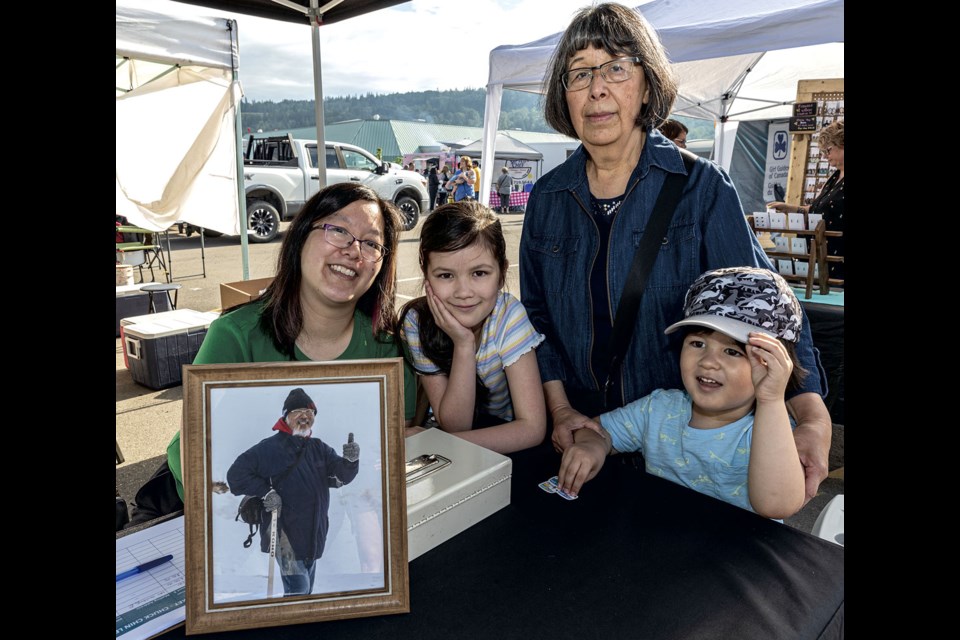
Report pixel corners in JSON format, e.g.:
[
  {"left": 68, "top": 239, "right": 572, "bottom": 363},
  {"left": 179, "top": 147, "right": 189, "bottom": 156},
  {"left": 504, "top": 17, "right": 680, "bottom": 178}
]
[
  {"left": 788, "top": 213, "right": 806, "bottom": 231},
  {"left": 405, "top": 429, "right": 512, "bottom": 561}
]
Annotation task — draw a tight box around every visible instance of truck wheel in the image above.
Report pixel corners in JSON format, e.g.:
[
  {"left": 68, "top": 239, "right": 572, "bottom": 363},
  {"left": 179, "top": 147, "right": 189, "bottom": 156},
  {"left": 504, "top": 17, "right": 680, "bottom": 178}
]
[
  {"left": 246, "top": 200, "right": 281, "bottom": 243},
  {"left": 396, "top": 196, "right": 420, "bottom": 231}
]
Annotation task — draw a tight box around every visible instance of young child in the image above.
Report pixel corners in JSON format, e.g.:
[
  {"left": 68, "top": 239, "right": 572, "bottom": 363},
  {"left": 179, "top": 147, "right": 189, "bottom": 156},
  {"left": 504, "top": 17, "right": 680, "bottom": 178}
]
[
  {"left": 400, "top": 201, "right": 547, "bottom": 453},
  {"left": 558, "top": 267, "right": 808, "bottom": 519}
]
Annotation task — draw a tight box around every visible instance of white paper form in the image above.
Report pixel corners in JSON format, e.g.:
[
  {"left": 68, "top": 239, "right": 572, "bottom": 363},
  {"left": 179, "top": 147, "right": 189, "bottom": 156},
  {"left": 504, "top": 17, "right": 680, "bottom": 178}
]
[{"left": 116, "top": 516, "right": 186, "bottom": 639}]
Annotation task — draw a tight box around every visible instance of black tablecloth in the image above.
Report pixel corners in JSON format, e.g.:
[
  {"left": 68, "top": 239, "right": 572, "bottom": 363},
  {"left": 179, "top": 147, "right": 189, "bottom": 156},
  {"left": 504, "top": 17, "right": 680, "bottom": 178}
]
[
  {"left": 164, "top": 442, "right": 844, "bottom": 640},
  {"left": 803, "top": 300, "right": 844, "bottom": 425}
]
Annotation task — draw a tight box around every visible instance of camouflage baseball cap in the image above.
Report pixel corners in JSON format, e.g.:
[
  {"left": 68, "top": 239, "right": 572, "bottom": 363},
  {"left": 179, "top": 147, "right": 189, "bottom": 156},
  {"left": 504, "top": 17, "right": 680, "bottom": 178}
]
[{"left": 664, "top": 267, "right": 803, "bottom": 343}]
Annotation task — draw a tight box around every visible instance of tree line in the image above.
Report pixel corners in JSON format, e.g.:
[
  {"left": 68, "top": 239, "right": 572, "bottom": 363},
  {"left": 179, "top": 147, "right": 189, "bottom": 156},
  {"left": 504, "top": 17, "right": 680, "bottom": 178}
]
[{"left": 240, "top": 88, "right": 713, "bottom": 140}]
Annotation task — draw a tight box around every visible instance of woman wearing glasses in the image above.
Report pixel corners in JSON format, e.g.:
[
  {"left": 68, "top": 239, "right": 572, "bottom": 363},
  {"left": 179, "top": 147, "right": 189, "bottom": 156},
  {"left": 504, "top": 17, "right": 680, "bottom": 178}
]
[
  {"left": 519, "top": 3, "right": 833, "bottom": 504},
  {"left": 160, "top": 183, "right": 416, "bottom": 515},
  {"left": 767, "top": 120, "right": 844, "bottom": 282}
]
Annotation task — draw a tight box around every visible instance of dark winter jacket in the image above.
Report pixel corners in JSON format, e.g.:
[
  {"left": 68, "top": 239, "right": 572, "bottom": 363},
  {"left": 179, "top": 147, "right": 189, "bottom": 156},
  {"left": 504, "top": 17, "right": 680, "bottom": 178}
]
[{"left": 227, "top": 432, "right": 358, "bottom": 561}]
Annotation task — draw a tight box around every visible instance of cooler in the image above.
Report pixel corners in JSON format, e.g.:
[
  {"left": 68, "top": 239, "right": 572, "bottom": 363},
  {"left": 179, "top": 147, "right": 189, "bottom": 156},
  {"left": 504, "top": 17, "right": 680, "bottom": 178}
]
[
  {"left": 122, "top": 309, "right": 219, "bottom": 390},
  {"left": 405, "top": 428, "right": 512, "bottom": 561}
]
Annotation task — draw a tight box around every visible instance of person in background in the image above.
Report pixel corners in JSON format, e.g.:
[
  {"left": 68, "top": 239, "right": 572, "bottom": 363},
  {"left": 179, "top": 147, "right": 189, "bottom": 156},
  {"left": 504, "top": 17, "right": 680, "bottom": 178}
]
[
  {"left": 767, "top": 119, "right": 844, "bottom": 283},
  {"left": 427, "top": 166, "right": 440, "bottom": 211},
  {"left": 558, "top": 267, "right": 806, "bottom": 521},
  {"left": 519, "top": 2, "right": 832, "bottom": 504},
  {"left": 495, "top": 167, "right": 514, "bottom": 214},
  {"left": 659, "top": 118, "right": 688, "bottom": 148},
  {"left": 473, "top": 161, "right": 482, "bottom": 201},
  {"left": 447, "top": 156, "right": 477, "bottom": 202},
  {"left": 437, "top": 164, "right": 452, "bottom": 206},
  {"left": 400, "top": 201, "right": 546, "bottom": 453}
]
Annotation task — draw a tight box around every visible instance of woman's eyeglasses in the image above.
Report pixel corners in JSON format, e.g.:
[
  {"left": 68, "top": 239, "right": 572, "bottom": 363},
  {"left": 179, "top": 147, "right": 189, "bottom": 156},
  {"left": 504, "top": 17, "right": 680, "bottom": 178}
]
[
  {"left": 563, "top": 56, "right": 642, "bottom": 91},
  {"left": 314, "top": 223, "right": 388, "bottom": 262}
]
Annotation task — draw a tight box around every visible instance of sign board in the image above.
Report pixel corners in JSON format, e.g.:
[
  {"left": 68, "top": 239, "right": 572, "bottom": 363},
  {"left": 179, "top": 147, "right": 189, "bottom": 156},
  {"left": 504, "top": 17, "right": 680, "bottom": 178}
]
[
  {"left": 762, "top": 121, "right": 792, "bottom": 203},
  {"left": 789, "top": 116, "right": 817, "bottom": 132}
]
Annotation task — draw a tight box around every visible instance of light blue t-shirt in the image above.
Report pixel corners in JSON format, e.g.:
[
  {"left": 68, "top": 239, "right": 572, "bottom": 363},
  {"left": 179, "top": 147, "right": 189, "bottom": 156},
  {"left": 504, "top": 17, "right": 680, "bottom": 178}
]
[{"left": 600, "top": 389, "right": 756, "bottom": 513}]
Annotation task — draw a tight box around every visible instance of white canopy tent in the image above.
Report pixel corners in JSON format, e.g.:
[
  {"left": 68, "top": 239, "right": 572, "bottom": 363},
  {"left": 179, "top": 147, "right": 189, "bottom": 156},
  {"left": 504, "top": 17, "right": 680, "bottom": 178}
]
[
  {"left": 116, "top": 3, "right": 245, "bottom": 239},
  {"left": 479, "top": 0, "right": 844, "bottom": 203}
]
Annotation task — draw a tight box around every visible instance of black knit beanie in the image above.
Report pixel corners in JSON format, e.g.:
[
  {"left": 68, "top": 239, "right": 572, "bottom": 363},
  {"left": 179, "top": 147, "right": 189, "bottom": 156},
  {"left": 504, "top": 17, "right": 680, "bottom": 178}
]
[{"left": 282, "top": 388, "right": 317, "bottom": 417}]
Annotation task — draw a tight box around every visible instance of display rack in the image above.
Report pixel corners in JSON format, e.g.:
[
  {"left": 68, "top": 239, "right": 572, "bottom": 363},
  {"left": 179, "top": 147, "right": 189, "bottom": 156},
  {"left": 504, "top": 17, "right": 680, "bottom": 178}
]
[{"left": 748, "top": 212, "right": 843, "bottom": 299}]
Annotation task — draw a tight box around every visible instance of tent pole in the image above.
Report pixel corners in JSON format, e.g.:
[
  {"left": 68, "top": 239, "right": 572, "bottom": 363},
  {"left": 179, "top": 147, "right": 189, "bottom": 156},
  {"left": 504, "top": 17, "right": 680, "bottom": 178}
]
[
  {"left": 229, "top": 19, "right": 250, "bottom": 280},
  {"left": 310, "top": 2, "right": 328, "bottom": 190}
]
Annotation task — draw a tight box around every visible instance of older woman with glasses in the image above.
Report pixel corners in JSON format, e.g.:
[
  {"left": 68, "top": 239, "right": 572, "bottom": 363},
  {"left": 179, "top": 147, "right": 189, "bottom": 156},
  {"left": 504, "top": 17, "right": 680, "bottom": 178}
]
[
  {"left": 768, "top": 119, "right": 844, "bottom": 283},
  {"left": 519, "top": 3, "right": 833, "bottom": 504},
  {"left": 154, "top": 183, "right": 417, "bottom": 519}
]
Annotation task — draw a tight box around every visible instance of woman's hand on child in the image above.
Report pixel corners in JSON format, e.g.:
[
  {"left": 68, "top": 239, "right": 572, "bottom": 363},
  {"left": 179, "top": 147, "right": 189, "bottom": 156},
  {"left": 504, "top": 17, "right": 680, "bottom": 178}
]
[
  {"left": 747, "top": 332, "right": 793, "bottom": 403},
  {"left": 425, "top": 281, "right": 476, "bottom": 348},
  {"left": 550, "top": 405, "right": 600, "bottom": 452}
]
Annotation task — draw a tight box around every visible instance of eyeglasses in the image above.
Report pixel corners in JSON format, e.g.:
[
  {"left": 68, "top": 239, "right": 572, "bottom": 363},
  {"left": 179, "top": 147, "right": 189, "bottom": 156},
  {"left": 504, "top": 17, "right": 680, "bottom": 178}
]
[
  {"left": 562, "top": 56, "right": 642, "bottom": 91},
  {"left": 315, "top": 223, "right": 388, "bottom": 262},
  {"left": 287, "top": 409, "right": 315, "bottom": 421}
]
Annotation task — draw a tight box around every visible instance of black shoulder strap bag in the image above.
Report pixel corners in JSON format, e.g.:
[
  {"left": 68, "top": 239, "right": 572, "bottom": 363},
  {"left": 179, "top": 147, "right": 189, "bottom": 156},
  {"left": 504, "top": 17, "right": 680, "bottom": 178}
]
[{"left": 603, "top": 149, "right": 697, "bottom": 411}]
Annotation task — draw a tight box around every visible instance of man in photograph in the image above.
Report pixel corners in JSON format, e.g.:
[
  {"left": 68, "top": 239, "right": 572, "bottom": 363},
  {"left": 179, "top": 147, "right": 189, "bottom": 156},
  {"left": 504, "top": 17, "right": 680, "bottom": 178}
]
[{"left": 227, "top": 387, "right": 360, "bottom": 596}]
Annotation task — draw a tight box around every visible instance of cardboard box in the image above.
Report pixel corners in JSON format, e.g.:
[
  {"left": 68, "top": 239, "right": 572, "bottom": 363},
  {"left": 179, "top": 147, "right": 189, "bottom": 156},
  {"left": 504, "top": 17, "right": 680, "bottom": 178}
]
[
  {"left": 219, "top": 277, "right": 274, "bottom": 311},
  {"left": 123, "top": 309, "right": 220, "bottom": 389},
  {"left": 405, "top": 429, "right": 512, "bottom": 561}
]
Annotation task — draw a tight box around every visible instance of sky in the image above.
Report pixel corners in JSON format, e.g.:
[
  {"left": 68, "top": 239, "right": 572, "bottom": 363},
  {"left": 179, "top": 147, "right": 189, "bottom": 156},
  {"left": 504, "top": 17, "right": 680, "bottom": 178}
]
[{"left": 121, "top": 0, "right": 613, "bottom": 102}]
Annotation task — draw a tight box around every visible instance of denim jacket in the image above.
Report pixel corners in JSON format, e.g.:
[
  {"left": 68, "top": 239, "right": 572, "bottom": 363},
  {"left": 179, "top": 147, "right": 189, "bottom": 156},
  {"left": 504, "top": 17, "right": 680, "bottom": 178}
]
[{"left": 519, "top": 128, "right": 826, "bottom": 410}]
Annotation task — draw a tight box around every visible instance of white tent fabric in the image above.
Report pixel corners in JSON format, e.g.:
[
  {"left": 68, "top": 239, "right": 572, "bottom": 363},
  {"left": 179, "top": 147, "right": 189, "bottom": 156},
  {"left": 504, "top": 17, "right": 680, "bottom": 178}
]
[
  {"left": 480, "top": 0, "right": 844, "bottom": 202},
  {"left": 116, "top": 3, "right": 243, "bottom": 236},
  {"left": 458, "top": 133, "right": 543, "bottom": 160}
]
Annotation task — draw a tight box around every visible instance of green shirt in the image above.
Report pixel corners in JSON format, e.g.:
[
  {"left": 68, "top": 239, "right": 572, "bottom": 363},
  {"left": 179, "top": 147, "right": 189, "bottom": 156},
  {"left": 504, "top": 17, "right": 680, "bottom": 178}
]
[{"left": 167, "top": 300, "right": 417, "bottom": 501}]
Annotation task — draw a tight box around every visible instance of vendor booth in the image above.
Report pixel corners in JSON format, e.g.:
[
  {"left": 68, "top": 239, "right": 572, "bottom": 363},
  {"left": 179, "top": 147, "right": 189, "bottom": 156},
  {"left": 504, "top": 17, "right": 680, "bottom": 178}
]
[{"left": 457, "top": 134, "right": 543, "bottom": 210}]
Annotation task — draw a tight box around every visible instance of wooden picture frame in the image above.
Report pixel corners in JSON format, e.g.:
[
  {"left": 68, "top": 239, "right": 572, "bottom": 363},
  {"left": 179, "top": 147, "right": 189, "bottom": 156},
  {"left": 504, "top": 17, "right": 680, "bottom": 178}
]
[{"left": 181, "top": 359, "right": 409, "bottom": 634}]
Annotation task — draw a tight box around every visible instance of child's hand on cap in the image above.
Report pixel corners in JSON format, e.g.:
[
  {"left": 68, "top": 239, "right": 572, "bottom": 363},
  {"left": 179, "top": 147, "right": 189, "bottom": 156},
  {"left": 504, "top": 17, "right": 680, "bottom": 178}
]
[{"left": 748, "top": 332, "right": 793, "bottom": 403}]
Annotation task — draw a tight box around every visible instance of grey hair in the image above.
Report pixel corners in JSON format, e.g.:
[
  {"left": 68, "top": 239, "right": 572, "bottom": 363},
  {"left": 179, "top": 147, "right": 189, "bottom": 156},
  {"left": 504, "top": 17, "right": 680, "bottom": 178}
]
[{"left": 543, "top": 3, "right": 677, "bottom": 138}]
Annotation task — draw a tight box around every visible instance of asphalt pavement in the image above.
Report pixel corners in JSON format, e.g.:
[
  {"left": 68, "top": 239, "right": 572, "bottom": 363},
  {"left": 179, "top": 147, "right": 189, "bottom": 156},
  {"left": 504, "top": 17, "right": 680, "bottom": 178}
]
[{"left": 116, "top": 212, "right": 843, "bottom": 538}]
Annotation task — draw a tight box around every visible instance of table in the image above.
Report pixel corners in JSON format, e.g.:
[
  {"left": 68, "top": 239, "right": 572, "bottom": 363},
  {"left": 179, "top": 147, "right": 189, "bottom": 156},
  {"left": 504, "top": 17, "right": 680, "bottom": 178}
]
[
  {"left": 800, "top": 294, "right": 844, "bottom": 425},
  {"left": 486, "top": 189, "right": 530, "bottom": 210},
  {"left": 156, "top": 442, "right": 844, "bottom": 640}
]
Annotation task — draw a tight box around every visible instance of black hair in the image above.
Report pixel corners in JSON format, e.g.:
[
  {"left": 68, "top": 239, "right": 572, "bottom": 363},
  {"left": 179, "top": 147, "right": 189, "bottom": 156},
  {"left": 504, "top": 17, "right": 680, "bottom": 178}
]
[
  {"left": 399, "top": 201, "right": 508, "bottom": 407},
  {"left": 258, "top": 182, "right": 402, "bottom": 357}
]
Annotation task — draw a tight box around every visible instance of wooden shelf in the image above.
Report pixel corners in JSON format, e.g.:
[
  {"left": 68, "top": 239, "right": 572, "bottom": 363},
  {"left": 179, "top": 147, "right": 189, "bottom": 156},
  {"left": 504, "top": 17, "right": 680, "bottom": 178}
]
[
  {"left": 752, "top": 226, "right": 842, "bottom": 238},
  {"left": 765, "top": 251, "right": 842, "bottom": 263},
  {"left": 748, "top": 212, "right": 844, "bottom": 299}
]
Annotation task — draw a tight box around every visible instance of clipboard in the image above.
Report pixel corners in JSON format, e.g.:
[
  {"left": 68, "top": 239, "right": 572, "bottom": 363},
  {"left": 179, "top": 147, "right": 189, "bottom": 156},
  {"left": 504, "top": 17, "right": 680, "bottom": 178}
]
[{"left": 116, "top": 514, "right": 186, "bottom": 639}]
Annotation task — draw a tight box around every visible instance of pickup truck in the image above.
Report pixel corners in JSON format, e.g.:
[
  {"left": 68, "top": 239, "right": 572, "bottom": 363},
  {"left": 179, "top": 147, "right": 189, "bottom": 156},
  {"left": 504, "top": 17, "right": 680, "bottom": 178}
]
[{"left": 240, "top": 135, "right": 430, "bottom": 242}]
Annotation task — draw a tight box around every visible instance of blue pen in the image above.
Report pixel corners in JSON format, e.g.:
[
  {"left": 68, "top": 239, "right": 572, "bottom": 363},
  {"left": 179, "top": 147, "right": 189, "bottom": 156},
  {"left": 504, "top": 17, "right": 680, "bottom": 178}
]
[{"left": 116, "top": 554, "right": 174, "bottom": 582}]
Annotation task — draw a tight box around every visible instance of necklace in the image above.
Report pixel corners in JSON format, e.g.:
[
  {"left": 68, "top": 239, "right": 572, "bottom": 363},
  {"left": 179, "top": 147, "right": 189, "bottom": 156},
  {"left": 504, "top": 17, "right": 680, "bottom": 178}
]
[{"left": 592, "top": 196, "right": 624, "bottom": 217}]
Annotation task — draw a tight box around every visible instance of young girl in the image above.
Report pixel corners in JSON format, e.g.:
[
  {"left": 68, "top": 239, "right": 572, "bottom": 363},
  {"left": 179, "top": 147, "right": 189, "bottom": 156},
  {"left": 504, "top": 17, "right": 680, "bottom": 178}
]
[{"left": 400, "top": 201, "right": 547, "bottom": 453}]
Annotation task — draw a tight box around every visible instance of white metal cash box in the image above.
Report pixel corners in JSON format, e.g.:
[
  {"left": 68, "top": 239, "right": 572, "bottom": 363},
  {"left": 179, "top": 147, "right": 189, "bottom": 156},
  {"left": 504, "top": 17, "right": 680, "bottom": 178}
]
[{"left": 405, "top": 429, "right": 512, "bottom": 560}]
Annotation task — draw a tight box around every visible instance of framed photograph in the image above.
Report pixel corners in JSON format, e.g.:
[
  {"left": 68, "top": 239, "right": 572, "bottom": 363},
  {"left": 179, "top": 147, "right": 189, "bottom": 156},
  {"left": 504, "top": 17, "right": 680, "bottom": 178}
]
[{"left": 181, "top": 359, "right": 409, "bottom": 634}]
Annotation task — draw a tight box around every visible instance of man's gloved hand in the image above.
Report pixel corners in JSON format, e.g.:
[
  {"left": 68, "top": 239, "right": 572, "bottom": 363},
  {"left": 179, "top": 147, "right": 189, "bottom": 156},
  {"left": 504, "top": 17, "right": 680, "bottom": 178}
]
[
  {"left": 342, "top": 432, "right": 360, "bottom": 462},
  {"left": 262, "top": 489, "right": 282, "bottom": 512}
]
